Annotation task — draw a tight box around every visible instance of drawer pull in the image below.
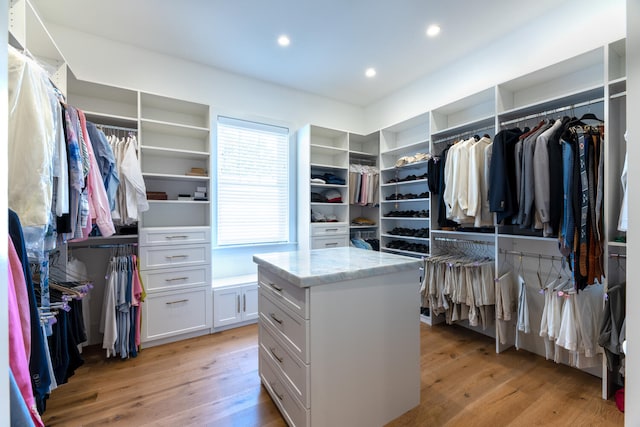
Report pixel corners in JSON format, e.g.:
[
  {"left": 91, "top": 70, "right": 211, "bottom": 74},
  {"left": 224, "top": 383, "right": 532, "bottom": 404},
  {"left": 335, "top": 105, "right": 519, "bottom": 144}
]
[
  {"left": 165, "top": 235, "right": 188, "bottom": 239},
  {"left": 269, "top": 283, "right": 283, "bottom": 292},
  {"left": 325, "top": 228, "right": 338, "bottom": 232},
  {"left": 325, "top": 242, "right": 339, "bottom": 247},
  {"left": 269, "top": 312, "right": 283, "bottom": 324},
  {"left": 166, "top": 299, "right": 188, "bottom": 305},
  {"left": 243, "top": 294, "right": 246, "bottom": 312},
  {"left": 165, "top": 276, "right": 188, "bottom": 282},
  {"left": 270, "top": 382, "right": 284, "bottom": 401},
  {"left": 269, "top": 346, "right": 284, "bottom": 363},
  {"left": 237, "top": 295, "right": 241, "bottom": 313},
  {"left": 165, "top": 255, "right": 188, "bottom": 259}
]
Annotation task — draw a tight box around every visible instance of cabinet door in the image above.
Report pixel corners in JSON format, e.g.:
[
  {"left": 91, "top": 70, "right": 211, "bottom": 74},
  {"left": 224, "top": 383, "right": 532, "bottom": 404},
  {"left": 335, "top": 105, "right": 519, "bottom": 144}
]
[
  {"left": 242, "top": 284, "right": 259, "bottom": 321},
  {"left": 213, "top": 286, "right": 242, "bottom": 328}
]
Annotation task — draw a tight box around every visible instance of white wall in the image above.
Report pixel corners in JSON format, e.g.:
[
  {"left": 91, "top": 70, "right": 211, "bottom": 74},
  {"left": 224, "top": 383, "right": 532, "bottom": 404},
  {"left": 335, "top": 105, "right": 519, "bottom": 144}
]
[
  {"left": 625, "top": 1, "right": 638, "bottom": 424},
  {"left": 365, "top": 0, "right": 626, "bottom": 132},
  {"left": 46, "top": 24, "right": 367, "bottom": 135}
]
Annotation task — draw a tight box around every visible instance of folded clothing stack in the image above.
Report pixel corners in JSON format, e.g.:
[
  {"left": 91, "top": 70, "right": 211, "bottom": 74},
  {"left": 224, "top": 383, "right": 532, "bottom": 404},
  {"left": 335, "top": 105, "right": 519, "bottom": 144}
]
[
  {"left": 310, "top": 173, "right": 346, "bottom": 185},
  {"left": 146, "top": 191, "right": 168, "bottom": 200}
]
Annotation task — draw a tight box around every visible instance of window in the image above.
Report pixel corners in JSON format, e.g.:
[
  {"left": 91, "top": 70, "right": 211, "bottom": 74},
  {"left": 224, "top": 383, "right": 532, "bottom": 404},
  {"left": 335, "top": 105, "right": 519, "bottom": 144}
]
[{"left": 216, "top": 116, "right": 290, "bottom": 246}]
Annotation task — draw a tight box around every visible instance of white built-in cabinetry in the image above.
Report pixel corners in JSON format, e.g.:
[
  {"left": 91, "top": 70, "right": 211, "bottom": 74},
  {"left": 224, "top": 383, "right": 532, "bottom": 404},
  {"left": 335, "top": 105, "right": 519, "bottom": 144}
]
[
  {"left": 212, "top": 276, "right": 258, "bottom": 330},
  {"left": 66, "top": 76, "right": 214, "bottom": 347},
  {"left": 298, "top": 125, "right": 381, "bottom": 251},
  {"left": 379, "top": 113, "right": 431, "bottom": 257}
]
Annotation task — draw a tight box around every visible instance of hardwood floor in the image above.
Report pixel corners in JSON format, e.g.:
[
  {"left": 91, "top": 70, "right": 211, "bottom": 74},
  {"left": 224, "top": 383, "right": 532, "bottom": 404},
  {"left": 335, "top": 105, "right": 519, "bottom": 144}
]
[{"left": 43, "top": 323, "right": 624, "bottom": 426}]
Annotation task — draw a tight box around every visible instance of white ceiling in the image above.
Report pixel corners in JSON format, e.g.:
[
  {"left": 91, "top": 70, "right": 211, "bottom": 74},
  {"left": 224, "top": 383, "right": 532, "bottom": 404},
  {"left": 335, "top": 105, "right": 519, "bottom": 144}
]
[{"left": 33, "top": 0, "right": 567, "bottom": 106}]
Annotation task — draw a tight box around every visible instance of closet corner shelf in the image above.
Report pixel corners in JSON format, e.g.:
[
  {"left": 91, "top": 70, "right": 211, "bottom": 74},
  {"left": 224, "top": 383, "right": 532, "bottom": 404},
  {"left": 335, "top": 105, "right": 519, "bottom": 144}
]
[
  {"left": 380, "top": 140, "right": 429, "bottom": 156},
  {"left": 142, "top": 172, "right": 210, "bottom": 182},
  {"left": 497, "top": 85, "right": 604, "bottom": 121},
  {"left": 349, "top": 150, "right": 378, "bottom": 157},
  {"left": 610, "top": 91, "right": 627, "bottom": 100}
]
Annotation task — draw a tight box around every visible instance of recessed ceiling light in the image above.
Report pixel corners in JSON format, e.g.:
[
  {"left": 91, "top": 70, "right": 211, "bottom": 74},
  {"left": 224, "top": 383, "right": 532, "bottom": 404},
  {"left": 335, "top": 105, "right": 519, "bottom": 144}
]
[
  {"left": 365, "top": 68, "right": 377, "bottom": 78},
  {"left": 278, "top": 35, "right": 290, "bottom": 47},
  {"left": 426, "top": 24, "right": 441, "bottom": 37}
]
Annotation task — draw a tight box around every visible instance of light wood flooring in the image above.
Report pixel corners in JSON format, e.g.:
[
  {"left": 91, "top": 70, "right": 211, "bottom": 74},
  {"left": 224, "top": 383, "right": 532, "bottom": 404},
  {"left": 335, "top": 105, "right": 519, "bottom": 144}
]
[{"left": 43, "top": 323, "right": 624, "bottom": 426}]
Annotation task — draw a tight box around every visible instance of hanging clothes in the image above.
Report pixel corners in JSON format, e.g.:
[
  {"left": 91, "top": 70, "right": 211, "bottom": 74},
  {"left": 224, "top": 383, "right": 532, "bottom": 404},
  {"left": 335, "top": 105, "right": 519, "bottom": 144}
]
[
  {"left": 618, "top": 132, "right": 628, "bottom": 232},
  {"left": 349, "top": 164, "right": 379, "bottom": 206}
]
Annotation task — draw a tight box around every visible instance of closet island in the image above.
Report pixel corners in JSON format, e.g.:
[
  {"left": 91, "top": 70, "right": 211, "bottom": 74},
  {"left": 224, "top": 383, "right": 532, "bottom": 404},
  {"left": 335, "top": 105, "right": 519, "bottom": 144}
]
[{"left": 253, "top": 247, "right": 422, "bottom": 427}]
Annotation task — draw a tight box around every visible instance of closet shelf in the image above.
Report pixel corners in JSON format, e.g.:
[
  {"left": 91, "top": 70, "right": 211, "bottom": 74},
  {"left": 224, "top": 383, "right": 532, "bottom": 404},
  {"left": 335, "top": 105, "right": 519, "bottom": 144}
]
[
  {"left": 432, "top": 229, "right": 495, "bottom": 239},
  {"left": 381, "top": 178, "right": 429, "bottom": 187},
  {"left": 381, "top": 234, "right": 429, "bottom": 242},
  {"left": 142, "top": 172, "right": 209, "bottom": 182},
  {"left": 83, "top": 111, "right": 138, "bottom": 128},
  {"left": 310, "top": 162, "right": 347, "bottom": 170},
  {"left": 610, "top": 91, "right": 627, "bottom": 99},
  {"left": 140, "top": 118, "right": 210, "bottom": 138},
  {"left": 350, "top": 225, "right": 378, "bottom": 229},
  {"left": 311, "top": 202, "right": 348, "bottom": 206},
  {"left": 310, "top": 183, "right": 348, "bottom": 189},
  {"left": 380, "top": 139, "right": 429, "bottom": 156},
  {"left": 140, "top": 145, "right": 209, "bottom": 159},
  {"left": 496, "top": 233, "right": 557, "bottom": 242},
  {"left": 497, "top": 85, "right": 604, "bottom": 121},
  {"left": 349, "top": 150, "right": 378, "bottom": 157},
  {"left": 381, "top": 198, "right": 429, "bottom": 204},
  {"left": 382, "top": 247, "right": 428, "bottom": 257},
  {"left": 381, "top": 217, "right": 429, "bottom": 221},
  {"left": 67, "top": 235, "right": 138, "bottom": 247},
  {"left": 310, "top": 145, "right": 348, "bottom": 157},
  {"left": 430, "top": 115, "right": 495, "bottom": 140},
  {"left": 381, "top": 160, "right": 429, "bottom": 172},
  {"left": 608, "top": 241, "right": 627, "bottom": 248},
  {"left": 146, "top": 199, "right": 210, "bottom": 205}
]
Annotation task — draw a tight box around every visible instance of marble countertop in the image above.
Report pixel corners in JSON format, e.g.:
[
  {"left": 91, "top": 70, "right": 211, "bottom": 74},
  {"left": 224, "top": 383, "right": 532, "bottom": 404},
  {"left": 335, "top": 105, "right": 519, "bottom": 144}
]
[{"left": 253, "top": 247, "right": 423, "bottom": 287}]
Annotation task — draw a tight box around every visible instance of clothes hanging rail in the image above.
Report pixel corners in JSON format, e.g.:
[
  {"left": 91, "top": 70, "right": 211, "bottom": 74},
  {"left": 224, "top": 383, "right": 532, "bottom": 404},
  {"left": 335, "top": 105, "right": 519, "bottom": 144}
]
[
  {"left": 431, "top": 124, "right": 495, "bottom": 146},
  {"left": 499, "top": 249, "right": 564, "bottom": 262},
  {"left": 68, "top": 243, "right": 138, "bottom": 250},
  {"left": 609, "top": 253, "right": 627, "bottom": 259},
  {"left": 433, "top": 236, "right": 494, "bottom": 245},
  {"left": 96, "top": 124, "right": 138, "bottom": 133},
  {"left": 499, "top": 97, "right": 605, "bottom": 127}
]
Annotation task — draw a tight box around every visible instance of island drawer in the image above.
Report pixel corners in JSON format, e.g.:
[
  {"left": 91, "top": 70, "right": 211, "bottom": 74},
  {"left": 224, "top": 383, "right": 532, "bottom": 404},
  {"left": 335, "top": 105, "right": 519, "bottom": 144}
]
[
  {"left": 259, "top": 268, "right": 309, "bottom": 319},
  {"left": 260, "top": 290, "right": 309, "bottom": 364}
]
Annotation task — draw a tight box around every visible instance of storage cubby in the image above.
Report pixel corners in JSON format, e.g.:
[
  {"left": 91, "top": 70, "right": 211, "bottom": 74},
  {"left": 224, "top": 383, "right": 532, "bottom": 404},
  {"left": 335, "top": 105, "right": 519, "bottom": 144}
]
[
  {"left": 140, "top": 92, "right": 209, "bottom": 128},
  {"left": 430, "top": 88, "right": 495, "bottom": 135}
]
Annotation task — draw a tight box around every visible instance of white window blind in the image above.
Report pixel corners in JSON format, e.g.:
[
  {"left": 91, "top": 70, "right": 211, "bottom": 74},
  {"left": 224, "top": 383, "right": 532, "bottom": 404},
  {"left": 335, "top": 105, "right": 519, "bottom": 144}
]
[{"left": 216, "top": 116, "right": 290, "bottom": 246}]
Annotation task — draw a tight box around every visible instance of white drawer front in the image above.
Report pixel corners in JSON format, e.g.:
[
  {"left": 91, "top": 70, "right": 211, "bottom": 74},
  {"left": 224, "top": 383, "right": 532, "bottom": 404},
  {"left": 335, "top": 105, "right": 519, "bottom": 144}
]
[
  {"left": 142, "top": 287, "right": 211, "bottom": 342},
  {"left": 139, "top": 227, "right": 211, "bottom": 246},
  {"left": 141, "top": 265, "right": 209, "bottom": 292},
  {"left": 260, "top": 323, "right": 309, "bottom": 408},
  {"left": 259, "top": 291, "right": 309, "bottom": 364},
  {"left": 260, "top": 353, "right": 309, "bottom": 427},
  {"left": 139, "top": 244, "right": 210, "bottom": 270},
  {"left": 310, "top": 223, "right": 348, "bottom": 237},
  {"left": 259, "top": 268, "right": 308, "bottom": 319},
  {"left": 311, "top": 235, "right": 348, "bottom": 249}
]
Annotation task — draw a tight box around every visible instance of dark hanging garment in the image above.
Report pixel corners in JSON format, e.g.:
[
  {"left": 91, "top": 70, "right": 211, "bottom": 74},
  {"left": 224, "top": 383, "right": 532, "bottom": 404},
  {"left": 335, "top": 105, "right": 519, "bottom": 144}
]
[
  {"left": 437, "top": 147, "right": 458, "bottom": 229},
  {"left": 427, "top": 157, "right": 441, "bottom": 194},
  {"left": 547, "top": 117, "right": 570, "bottom": 236},
  {"left": 488, "top": 128, "right": 523, "bottom": 223}
]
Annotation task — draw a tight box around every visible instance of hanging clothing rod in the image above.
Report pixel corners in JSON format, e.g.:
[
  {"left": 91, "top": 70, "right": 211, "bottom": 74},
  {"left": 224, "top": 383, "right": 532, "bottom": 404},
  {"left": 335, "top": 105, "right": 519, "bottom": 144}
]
[
  {"left": 432, "top": 124, "right": 495, "bottom": 145},
  {"left": 499, "top": 97, "right": 605, "bottom": 127},
  {"left": 499, "top": 249, "right": 564, "bottom": 262},
  {"left": 68, "top": 243, "right": 138, "bottom": 249},
  {"left": 609, "top": 253, "right": 627, "bottom": 259},
  {"left": 96, "top": 124, "right": 138, "bottom": 133},
  {"left": 434, "top": 236, "right": 494, "bottom": 246}
]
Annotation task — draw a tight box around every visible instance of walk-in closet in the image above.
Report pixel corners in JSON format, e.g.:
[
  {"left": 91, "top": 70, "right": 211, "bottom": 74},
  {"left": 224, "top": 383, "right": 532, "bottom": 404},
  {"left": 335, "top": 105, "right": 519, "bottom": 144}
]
[{"left": 3, "top": 0, "right": 636, "bottom": 426}]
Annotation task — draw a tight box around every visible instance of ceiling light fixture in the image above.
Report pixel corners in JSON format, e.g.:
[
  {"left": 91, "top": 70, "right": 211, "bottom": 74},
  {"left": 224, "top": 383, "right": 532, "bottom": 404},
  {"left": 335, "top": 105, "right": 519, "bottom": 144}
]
[
  {"left": 365, "top": 68, "right": 377, "bottom": 78},
  {"left": 426, "top": 24, "right": 441, "bottom": 37},
  {"left": 278, "top": 35, "right": 290, "bottom": 47}
]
